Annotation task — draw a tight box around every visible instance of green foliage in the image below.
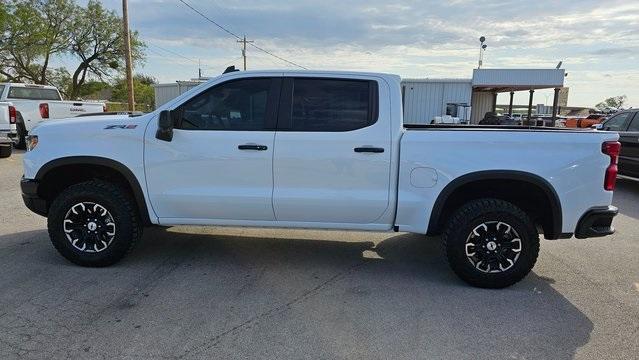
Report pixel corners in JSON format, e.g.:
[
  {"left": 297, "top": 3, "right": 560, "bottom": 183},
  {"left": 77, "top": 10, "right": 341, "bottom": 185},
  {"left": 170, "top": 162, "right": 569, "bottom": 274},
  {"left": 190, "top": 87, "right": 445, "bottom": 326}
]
[
  {"left": 111, "top": 74, "right": 157, "bottom": 109},
  {"left": 0, "top": 0, "right": 145, "bottom": 98},
  {"left": 596, "top": 95, "right": 627, "bottom": 110},
  {"left": 74, "top": 80, "right": 111, "bottom": 99},
  {"left": 0, "top": 0, "right": 76, "bottom": 84},
  {"left": 68, "top": 0, "right": 146, "bottom": 98}
]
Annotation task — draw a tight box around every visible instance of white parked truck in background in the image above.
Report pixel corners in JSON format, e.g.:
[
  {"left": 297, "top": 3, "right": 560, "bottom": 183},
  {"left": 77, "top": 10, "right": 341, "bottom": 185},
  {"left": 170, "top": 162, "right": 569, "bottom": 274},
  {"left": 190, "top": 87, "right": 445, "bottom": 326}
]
[
  {"left": 20, "top": 70, "right": 620, "bottom": 288},
  {"left": 0, "top": 83, "right": 105, "bottom": 148}
]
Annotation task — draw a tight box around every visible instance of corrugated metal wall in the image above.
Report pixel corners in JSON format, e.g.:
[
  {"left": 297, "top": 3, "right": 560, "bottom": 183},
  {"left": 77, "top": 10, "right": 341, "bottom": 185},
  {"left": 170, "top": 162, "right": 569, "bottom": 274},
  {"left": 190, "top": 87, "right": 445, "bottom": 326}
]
[
  {"left": 401, "top": 80, "right": 472, "bottom": 124},
  {"left": 153, "top": 82, "right": 203, "bottom": 108},
  {"left": 471, "top": 92, "right": 494, "bottom": 123}
]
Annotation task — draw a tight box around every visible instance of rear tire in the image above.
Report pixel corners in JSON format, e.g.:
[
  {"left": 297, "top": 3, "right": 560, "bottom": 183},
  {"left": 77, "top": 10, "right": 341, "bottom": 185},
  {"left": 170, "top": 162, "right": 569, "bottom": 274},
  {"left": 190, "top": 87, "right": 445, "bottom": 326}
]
[
  {"left": 47, "top": 180, "right": 142, "bottom": 267},
  {"left": 442, "top": 198, "right": 540, "bottom": 288},
  {"left": 14, "top": 120, "right": 27, "bottom": 149}
]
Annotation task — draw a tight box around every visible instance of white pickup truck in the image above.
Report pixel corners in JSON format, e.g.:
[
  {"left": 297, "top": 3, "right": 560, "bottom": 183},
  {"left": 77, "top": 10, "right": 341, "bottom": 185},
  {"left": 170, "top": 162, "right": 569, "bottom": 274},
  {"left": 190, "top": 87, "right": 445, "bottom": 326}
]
[
  {"left": 20, "top": 70, "right": 620, "bottom": 288},
  {"left": 0, "top": 83, "right": 105, "bottom": 148}
]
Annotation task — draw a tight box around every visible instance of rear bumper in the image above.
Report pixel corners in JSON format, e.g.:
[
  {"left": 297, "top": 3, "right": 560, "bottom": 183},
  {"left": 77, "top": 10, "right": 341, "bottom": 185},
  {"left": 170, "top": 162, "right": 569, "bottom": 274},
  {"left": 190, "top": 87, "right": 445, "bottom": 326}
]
[
  {"left": 21, "top": 177, "right": 47, "bottom": 217},
  {"left": 575, "top": 206, "right": 618, "bottom": 239}
]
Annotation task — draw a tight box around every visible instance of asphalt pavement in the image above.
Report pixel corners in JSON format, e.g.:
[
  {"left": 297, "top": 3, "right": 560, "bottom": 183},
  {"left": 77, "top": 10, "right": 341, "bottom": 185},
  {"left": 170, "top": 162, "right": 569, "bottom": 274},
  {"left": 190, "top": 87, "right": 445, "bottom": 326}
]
[{"left": 1, "top": 150, "right": 637, "bottom": 359}]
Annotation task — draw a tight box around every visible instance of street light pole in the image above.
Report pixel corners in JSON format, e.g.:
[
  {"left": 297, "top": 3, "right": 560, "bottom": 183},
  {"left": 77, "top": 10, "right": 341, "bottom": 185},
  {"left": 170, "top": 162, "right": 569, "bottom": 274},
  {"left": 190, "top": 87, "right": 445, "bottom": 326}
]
[
  {"left": 122, "top": 0, "right": 135, "bottom": 111},
  {"left": 478, "top": 36, "right": 487, "bottom": 69}
]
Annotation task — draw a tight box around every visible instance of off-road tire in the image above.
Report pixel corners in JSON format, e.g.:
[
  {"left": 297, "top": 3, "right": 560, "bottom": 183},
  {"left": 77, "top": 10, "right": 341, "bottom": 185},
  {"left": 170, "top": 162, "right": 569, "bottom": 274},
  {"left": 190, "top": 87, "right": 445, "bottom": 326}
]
[
  {"left": 47, "top": 180, "right": 142, "bottom": 267},
  {"left": 442, "top": 198, "right": 540, "bottom": 288}
]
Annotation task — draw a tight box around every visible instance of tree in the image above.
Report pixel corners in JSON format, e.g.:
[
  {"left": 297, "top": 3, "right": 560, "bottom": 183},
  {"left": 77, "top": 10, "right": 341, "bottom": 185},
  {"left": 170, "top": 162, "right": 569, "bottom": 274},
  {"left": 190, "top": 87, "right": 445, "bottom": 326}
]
[
  {"left": 68, "top": 0, "right": 145, "bottom": 98},
  {"left": 0, "top": 0, "right": 76, "bottom": 84},
  {"left": 111, "top": 74, "right": 156, "bottom": 109},
  {"left": 596, "top": 95, "right": 627, "bottom": 111},
  {"left": 0, "top": 0, "right": 145, "bottom": 98}
]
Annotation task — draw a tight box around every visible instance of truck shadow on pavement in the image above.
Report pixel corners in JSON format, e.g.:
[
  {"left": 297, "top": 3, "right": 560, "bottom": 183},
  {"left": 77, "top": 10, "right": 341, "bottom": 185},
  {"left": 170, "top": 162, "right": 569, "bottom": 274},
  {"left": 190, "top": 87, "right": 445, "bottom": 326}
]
[
  {"left": 0, "top": 227, "right": 593, "bottom": 359},
  {"left": 614, "top": 178, "right": 639, "bottom": 220}
]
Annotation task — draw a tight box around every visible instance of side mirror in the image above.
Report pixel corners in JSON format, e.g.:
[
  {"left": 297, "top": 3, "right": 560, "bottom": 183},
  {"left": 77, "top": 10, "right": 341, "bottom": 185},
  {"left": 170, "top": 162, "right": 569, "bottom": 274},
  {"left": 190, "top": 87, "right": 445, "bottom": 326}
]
[
  {"left": 156, "top": 110, "right": 173, "bottom": 141},
  {"left": 592, "top": 123, "right": 603, "bottom": 130}
]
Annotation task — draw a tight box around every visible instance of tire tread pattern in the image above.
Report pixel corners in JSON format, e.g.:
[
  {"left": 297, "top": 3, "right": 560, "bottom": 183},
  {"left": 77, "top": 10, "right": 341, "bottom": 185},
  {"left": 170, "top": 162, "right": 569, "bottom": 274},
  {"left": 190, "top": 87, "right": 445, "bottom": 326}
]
[
  {"left": 442, "top": 198, "right": 540, "bottom": 288},
  {"left": 47, "top": 180, "right": 141, "bottom": 267}
]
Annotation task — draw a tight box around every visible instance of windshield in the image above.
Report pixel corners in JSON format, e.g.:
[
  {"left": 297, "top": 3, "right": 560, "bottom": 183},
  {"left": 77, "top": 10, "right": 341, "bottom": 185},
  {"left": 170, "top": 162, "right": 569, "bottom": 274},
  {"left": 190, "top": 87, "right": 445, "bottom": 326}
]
[{"left": 7, "top": 87, "right": 62, "bottom": 101}]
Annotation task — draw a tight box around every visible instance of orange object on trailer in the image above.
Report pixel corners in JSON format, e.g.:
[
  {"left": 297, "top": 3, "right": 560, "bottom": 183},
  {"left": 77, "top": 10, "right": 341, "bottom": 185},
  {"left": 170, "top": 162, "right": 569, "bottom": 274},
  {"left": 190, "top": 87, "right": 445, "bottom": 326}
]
[{"left": 565, "top": 114, "right": 607, "bottom": 128}]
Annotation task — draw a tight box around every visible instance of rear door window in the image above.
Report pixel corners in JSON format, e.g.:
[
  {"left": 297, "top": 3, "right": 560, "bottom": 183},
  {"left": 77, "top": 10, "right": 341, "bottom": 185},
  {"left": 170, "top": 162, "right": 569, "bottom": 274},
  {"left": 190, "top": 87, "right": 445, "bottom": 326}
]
[
  {"left": 0, "top": 85, "right": 5, "bottom": 98},
  {"left": 286, "top": 78, "right": 378, "bottom": 132}
]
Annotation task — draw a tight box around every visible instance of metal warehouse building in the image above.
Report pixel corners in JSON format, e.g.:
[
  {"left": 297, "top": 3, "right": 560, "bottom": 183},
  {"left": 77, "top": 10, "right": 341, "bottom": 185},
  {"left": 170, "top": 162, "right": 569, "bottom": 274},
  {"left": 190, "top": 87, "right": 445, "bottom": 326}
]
[
  {"left": 153, "top": 80, "right": 204, "bottom": 107},
  {"left": 401, "top": 68, "right": 566, "bottom": 124}
]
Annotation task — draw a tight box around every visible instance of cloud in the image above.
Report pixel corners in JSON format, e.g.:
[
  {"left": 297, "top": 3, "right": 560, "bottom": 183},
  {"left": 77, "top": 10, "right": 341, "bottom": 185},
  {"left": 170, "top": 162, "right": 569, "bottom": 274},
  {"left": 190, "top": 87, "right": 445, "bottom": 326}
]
[{"left": 85, "top": 0, "right": 639, "bottom": 106}]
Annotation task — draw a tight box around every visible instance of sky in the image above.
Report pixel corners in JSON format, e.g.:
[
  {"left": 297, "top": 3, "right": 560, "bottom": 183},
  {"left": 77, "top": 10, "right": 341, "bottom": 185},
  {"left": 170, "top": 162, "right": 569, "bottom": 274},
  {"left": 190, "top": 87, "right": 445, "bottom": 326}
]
[{"left": 85, "top": 0, "right": 638, "bottom": 108}]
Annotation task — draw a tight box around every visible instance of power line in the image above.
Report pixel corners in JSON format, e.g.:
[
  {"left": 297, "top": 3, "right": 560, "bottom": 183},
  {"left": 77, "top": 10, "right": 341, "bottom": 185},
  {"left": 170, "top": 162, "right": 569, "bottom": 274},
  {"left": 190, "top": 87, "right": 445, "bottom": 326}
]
[
  {"left": 176, "top": 0, "right": 307, "bottom": 69},
  {"left": 178, "top": 0, "right": 242, "bottom": 40},
  {"left": 150, "top": 43, "right": 199, "bottom": 64},
  {"left": 247, "top": 42, "right": 307, "bottom": 69}
]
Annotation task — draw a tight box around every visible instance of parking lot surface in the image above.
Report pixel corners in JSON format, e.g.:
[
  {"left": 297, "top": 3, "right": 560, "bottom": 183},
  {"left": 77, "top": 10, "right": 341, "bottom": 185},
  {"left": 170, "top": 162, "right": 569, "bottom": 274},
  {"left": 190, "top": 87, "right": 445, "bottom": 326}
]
[{"left": 1, "top": 150, "right": 638, "bottom": 359}]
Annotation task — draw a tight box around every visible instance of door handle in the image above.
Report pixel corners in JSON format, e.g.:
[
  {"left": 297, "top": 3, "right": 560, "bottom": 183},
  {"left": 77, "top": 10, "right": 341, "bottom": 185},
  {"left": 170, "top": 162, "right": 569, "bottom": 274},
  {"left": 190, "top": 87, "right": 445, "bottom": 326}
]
[
  {"left": 238, "top": 144, "right": 268, "bottom": 151},
  {"left": 354, "top": 146, "right": 384, "bottom": 153}
]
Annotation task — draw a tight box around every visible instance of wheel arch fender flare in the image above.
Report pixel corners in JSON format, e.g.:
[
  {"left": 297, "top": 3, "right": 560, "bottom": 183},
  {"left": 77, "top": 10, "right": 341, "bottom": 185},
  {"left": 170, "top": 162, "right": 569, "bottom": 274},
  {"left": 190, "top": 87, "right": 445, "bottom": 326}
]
[
  {"left": 427, "top": 170, "right": 563, "bottom": 238},
  {"left": 35, "top": 156, "right": 153, "bottom": 225}
]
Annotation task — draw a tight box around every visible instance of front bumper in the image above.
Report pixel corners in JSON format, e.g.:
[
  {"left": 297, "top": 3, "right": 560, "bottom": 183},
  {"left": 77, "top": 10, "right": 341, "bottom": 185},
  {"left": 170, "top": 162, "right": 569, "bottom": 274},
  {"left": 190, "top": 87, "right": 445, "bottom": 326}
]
[
  {"left": 575, "top": 206, "right": 618, "bottom": 239},
  {"left": 21, "top": 177, "right": 47, "bottom": 217}
]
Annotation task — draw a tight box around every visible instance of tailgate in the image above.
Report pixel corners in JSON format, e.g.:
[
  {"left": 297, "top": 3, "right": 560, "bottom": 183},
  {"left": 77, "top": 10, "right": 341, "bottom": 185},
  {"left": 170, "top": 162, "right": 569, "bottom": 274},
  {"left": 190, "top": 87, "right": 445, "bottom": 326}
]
[{"left": 47, "top": 101, "right": 105, "bottom": 118}]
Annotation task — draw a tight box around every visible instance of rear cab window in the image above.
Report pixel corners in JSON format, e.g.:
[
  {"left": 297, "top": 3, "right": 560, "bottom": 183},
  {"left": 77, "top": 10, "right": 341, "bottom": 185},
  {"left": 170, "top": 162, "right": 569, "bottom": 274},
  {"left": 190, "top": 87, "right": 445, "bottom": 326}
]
[
  {"left": 0, "top": 85, "right": 5, "bottom": 98},
  {"left": 7, "top": 86, "right": 62, "bottom": 101},
  {"left": 278, "top": 77, "right": 379, "bottom": 131}
]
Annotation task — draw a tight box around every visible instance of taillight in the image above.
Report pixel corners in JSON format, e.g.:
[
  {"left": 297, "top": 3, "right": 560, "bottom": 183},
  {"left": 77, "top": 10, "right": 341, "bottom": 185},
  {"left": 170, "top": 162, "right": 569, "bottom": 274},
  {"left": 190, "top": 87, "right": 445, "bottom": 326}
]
[
  {"left": 8, "top": 105, "right": 16, "bottom": 124},
  {"left": 103, "top": 104, "right": 108, "bottom": 112},
  {"left": 602, "top": 141, "right": 621, "bottom": 191},
  {"left": 39, "top": 103, "right": 50, "bottom": 119}
]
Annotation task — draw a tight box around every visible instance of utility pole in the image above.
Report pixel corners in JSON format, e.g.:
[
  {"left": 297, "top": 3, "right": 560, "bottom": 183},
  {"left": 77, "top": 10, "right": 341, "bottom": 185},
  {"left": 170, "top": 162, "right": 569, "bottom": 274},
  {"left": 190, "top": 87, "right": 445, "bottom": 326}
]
[
  {"left": 237, "top": 35, "right": 254, "bottom": 70},
  {"left": 122, "top": 0, "right": 135, "bottom": 111}
]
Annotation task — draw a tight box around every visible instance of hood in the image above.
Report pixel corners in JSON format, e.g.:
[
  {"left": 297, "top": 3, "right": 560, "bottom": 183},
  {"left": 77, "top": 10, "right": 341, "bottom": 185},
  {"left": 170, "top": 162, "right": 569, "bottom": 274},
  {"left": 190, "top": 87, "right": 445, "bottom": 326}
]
[{"left": 31, "top": 113, "right": 152, "bottom": 136}]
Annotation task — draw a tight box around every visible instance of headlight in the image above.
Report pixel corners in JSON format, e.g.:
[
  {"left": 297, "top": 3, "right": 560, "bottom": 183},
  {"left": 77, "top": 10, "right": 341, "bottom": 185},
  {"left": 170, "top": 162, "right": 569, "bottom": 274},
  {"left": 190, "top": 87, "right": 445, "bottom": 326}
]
[{"left": 26, "top": 135, "right": 38, "bottom": 151}]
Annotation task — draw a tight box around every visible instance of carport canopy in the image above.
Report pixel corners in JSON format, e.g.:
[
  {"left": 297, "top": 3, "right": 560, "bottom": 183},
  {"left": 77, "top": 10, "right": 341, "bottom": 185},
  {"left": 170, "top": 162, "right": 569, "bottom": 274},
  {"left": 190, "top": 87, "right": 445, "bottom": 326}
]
[{"left": 472, "top": 68, "right": 566, "bottom": 121}]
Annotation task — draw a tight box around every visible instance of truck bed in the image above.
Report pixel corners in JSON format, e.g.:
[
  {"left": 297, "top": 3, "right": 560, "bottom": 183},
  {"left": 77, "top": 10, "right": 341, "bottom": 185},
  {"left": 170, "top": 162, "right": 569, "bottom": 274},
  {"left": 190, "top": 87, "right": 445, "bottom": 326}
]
[{"left": 404, "top": 124, "right": 596, "bottom": 133}]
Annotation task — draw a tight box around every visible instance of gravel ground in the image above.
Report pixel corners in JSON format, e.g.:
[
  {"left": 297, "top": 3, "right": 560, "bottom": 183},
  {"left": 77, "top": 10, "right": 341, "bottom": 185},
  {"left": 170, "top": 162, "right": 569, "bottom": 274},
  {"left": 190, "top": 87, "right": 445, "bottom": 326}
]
[{"left": 0, "top": 150, "right": 637, "bottom": 360}]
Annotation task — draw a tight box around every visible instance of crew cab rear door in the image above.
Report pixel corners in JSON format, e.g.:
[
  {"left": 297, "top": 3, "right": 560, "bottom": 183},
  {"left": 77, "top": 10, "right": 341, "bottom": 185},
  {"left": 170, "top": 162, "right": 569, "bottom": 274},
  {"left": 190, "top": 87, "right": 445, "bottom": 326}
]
[
  {"left": 144, "top": 77, "right": 281, "bottom": 221},
  {"left": 272, "top": 76, "right": 391, "bottom": 224}
]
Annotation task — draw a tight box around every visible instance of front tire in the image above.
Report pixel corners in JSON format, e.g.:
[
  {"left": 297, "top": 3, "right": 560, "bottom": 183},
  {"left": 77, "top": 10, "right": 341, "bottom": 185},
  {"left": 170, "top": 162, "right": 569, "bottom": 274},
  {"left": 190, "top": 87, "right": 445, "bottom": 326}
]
[
  {"left": 442, "top": 198, "right": 540, "bottom": 288},
  {"left": 47, "top": 180, "right": 142, "bottom": 267}
]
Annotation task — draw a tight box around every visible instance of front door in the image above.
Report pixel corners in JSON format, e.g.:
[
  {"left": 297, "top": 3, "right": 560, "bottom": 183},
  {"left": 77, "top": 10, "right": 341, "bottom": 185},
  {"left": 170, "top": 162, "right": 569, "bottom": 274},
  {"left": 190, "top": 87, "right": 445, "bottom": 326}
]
[
  {"left": 272, "top": 77, "right": 392, "bottom": 224},
  {"left": 145, "top": 77, "right": 280, "bottom": 221}
]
